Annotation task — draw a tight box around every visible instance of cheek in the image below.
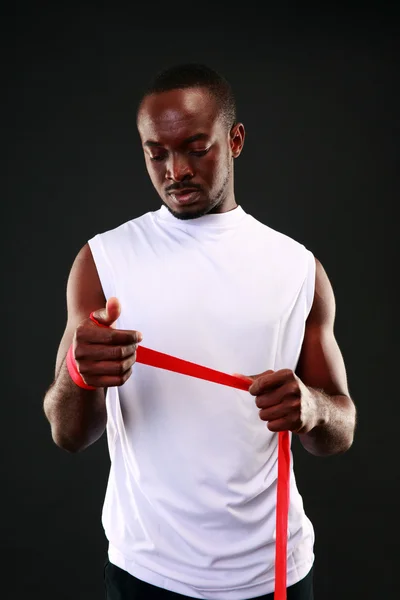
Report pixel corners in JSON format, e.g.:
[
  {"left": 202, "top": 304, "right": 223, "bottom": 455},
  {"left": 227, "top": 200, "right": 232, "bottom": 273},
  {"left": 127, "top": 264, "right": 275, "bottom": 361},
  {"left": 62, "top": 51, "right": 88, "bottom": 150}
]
[
  {"left": 146, "top": 162, "right": 164, "bottom": 187},
  {"left": 208, "top": 152, "right": 230, "bottom": 186},
  {"left": 202, "top": 153, "right": 227, "bottom": 183}
]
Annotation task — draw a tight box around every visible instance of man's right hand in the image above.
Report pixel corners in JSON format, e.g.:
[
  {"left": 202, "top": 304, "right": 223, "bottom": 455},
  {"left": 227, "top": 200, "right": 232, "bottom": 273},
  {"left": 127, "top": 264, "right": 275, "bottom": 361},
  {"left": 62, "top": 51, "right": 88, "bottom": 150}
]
[{"left": 72, "top": 296, "right": 143, "bottom": 388}]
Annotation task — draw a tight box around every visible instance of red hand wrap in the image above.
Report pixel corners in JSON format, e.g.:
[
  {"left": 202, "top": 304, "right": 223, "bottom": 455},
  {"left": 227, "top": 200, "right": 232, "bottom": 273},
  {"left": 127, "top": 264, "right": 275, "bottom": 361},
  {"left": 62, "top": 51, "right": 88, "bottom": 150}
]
[{"left": 66, "top": 344, "right": 96, "bottom": 390}]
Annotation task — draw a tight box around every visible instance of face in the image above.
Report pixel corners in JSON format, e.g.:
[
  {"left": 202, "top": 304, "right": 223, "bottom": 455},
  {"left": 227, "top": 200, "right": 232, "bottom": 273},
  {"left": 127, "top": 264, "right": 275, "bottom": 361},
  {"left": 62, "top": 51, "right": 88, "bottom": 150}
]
[{"left": 137, "top": 87, "right": 245, "bottom": 220}]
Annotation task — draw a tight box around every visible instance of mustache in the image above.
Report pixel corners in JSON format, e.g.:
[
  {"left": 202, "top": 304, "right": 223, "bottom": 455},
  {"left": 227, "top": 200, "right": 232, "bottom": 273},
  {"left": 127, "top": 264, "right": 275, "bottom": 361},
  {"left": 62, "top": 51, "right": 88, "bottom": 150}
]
[{"left": 165, "top": 183, "right": 202, "bottom": 193}]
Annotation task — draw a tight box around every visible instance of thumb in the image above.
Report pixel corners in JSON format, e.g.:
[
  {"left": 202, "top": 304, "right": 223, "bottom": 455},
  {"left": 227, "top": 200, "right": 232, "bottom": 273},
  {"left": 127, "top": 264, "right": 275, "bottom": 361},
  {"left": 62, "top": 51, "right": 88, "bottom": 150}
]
[
  {"left": 231, "top": 373, "right": 256, "bottom": 384},
  {"left": 232, "top": 370, "right": 275, "bottom": 382},
  {"left": 91, "top": 296, "right": 121, "bottom": 327}
]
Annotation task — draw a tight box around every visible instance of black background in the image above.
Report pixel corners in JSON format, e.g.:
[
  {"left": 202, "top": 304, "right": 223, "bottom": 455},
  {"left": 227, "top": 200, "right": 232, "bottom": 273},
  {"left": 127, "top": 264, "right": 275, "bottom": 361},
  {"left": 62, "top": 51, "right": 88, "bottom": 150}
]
[{"left": 2, "top": 3, "right": 398, "bottom": 599}]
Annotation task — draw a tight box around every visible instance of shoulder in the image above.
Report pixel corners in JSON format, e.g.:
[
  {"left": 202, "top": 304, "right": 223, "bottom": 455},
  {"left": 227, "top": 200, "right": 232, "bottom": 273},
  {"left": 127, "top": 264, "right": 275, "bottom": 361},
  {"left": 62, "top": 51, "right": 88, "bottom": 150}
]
[
  {"left": 307, "top": 257, "right": 336, "bottom": 327},
  {"left": 246, "top": 214, "right": 313, "bottom": 261},
  {"left": 85, "top": 212, "right": 151, "bottom": 259},
  {"left": 93, "top": 212, "right": 153, "bottom": 237}
]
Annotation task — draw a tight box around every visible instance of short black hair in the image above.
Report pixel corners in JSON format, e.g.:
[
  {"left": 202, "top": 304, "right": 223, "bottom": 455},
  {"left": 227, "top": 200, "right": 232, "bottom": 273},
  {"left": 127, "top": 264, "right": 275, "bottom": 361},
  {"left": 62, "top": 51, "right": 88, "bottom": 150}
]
[{"left": 138, "top": 63, "right": 237, "bottom": 130}]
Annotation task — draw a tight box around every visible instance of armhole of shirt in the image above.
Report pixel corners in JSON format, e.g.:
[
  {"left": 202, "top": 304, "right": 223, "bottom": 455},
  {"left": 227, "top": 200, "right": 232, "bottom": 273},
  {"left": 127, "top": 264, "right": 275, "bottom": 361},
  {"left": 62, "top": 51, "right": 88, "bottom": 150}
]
[
  {"left": 88, "top": 234, "right": 116, "bottom": 301},
  {"left": 305, "top": 249, "right": 316, "bottom": 319}
]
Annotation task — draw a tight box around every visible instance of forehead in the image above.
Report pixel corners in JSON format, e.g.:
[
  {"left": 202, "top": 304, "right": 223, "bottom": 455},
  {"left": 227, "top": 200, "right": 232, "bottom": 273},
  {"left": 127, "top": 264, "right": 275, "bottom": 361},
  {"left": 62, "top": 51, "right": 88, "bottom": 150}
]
[{"left": 137, "top": 87, "right": 222, "bottom": 143}]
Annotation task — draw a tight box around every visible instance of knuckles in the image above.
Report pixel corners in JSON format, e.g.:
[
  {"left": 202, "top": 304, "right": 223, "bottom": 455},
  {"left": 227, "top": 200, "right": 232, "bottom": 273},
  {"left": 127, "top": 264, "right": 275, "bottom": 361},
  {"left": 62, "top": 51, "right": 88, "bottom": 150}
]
[
  {"left": 115, "top": 369, "right": 132, "bottom": 386},
  {"left": 251, "top": 368, "right": 296, "bottom": 396},
  {"left": 255, "top": 396, "right": 264, "bottom": 409},
  {"left": 254, "top": 378, "right": 302, "bottom": 410},
  {"left": 72, "top": 321, "right": 136, "bottom": 387},
  {"left": 281, "top": 368, "right": 294, "bottom": 379},
  {"left": 110, "top": 345, "right": 125, "bottom": 360},
  {"left": 287, "top": 380, "right": 301, "bottom": 396}
]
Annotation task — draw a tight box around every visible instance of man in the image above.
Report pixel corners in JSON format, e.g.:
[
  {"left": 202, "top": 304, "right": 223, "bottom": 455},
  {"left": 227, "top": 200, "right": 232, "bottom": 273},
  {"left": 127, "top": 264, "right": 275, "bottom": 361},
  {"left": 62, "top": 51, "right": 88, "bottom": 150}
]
[{"left": 43, "top": 64, "right": 356, "bottom": 600}]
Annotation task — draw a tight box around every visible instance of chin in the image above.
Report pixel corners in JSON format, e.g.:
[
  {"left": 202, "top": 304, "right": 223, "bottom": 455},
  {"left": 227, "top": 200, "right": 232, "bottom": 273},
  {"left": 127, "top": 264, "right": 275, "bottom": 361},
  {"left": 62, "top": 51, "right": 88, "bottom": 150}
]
[{"left": 162, "top": 199, "right": 213, "bottom": 221}]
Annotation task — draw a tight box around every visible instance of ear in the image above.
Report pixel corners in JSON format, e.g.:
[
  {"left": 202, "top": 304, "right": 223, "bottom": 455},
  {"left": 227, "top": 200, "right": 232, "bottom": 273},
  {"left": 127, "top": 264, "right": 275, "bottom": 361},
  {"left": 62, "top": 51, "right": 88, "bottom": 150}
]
[{"left": 230, "top": 122, "right": 245, "bottom": 158}]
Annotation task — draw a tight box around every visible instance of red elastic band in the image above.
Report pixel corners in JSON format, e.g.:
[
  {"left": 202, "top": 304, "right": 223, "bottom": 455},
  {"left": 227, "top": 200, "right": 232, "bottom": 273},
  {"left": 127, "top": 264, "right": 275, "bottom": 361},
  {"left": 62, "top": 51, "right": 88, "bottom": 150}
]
[
  {"left": 65, "top": 313, "right": 113, "bottom": 390},
  {"left": 89, "top": 311, "right": 290, "bottom": 599},
  {"left": 275, "top": 430, "right": 290, "bottom": 600},
  {"left": 89, "top": 312, "right": 109, "bottom": 328},
  {"left": 66, "top": 344, "right": 96, "bottom": 390}
]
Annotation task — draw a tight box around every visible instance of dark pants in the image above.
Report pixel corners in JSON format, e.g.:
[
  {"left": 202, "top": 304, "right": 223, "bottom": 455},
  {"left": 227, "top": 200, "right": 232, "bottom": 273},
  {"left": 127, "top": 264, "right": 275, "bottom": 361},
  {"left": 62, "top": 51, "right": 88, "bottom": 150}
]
[{"left": 104, "top": 560, "right": 314, "bottom": 600}]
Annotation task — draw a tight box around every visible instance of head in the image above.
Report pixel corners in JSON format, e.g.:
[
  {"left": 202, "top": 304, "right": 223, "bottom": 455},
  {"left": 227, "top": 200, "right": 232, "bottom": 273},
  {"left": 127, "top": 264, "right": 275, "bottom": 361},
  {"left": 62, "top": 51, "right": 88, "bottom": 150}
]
[{"left": 137, "top": 63, "right": 245, "bottom": 220}]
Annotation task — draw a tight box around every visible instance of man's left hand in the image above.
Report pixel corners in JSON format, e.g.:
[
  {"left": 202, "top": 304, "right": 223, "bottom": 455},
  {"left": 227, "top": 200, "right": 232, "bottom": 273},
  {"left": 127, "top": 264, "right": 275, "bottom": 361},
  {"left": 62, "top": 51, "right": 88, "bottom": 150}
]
[{"left": 234, "top": 369, "right": 321, "bottom": 434}]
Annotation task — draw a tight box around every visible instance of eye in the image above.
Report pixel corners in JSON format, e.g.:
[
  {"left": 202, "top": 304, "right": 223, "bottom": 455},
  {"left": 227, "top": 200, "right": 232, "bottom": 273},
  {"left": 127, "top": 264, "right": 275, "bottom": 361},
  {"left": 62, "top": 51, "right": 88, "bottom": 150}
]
[
  {"left": 149, "top": 155, "right": 166, "bottom": 162},
  {"left": 190, "top": 149, "right": 209, "bottom": 157}
]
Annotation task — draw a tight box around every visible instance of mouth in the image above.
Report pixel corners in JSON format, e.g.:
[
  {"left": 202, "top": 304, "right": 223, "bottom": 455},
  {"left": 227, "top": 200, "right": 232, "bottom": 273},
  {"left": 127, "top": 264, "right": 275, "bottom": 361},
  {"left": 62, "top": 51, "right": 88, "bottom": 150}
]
[{"left": 168, "top": 189, "right": 201, "bottom": 205}]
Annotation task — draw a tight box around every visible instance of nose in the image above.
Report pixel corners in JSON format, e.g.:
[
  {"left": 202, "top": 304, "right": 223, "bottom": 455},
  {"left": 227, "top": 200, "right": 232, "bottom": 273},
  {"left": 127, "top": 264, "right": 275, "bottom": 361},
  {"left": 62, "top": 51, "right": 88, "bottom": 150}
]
[{"left": 165, "top": 153, "right": 194, "bottom": 182}]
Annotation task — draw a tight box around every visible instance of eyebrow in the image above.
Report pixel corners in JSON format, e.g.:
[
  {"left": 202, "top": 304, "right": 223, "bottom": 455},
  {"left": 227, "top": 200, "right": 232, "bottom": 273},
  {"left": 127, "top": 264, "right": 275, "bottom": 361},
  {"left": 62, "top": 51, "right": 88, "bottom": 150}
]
[{"left": 144, "top": 133, "right": 209, "bottom": 148}]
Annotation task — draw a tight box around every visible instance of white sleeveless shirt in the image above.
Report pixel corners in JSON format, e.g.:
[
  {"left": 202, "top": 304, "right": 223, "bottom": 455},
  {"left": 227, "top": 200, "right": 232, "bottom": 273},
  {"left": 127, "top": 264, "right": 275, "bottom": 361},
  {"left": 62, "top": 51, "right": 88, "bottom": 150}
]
[{"left": 88, "top": 204, "right": 315, "bottom": 599}]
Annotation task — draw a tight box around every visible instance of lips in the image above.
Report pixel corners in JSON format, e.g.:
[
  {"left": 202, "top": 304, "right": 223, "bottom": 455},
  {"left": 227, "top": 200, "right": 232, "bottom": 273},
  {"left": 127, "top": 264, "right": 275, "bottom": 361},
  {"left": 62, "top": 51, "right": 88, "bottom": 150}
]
[
  {"left": 169, "top": 189, "right": 200, "bottom": 204},
  {"left": 170, "top": 188, "right": 199, "bottom": 196}
]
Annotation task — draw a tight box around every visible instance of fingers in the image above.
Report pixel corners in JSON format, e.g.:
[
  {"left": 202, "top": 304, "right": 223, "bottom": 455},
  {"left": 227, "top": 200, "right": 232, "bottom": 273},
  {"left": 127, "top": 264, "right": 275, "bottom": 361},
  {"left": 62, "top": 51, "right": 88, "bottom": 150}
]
[
  {"left": 255, "top": 381, "right": 303, "bottom": 432},
  {"left": 72, "top": 302, "right": 143, "bottom": 387},
  {"left": 266, "top": 418, "right": 290, "bottom": 433},
  {"left": 74, "top": 342, "right": 138, "bottom": 361},
  {"left": 233, "top": 370, "right": 274, "bottom": 387},
  {"left": 75, "top": 323, "right": 143, "bottom": 346},
  {"left": 80, "top": 368, "right": 134, "bottom": 389},
  {"left": 254, "top": 381, "right": 300, "bottom": 409},
  {"left": 76, "top": 352, "right": 137, "bottom": 388},
  {"left": 249, "top": 369, "right": 293, "bottom": 396},
  {"left": 255, "top": 387, "right": 283, "bottom": 409},
  {"left": 231, "top": 373, "right": 254, "bottom": 384},
  {"left": 266, "top": 417, "right": 303, "bottom": 433},
  {"left": 78, "top": 355, "right": 137, "bottom": 378},
  {"left": 258, "top": 396, "right": 300, "bottom": 422}
]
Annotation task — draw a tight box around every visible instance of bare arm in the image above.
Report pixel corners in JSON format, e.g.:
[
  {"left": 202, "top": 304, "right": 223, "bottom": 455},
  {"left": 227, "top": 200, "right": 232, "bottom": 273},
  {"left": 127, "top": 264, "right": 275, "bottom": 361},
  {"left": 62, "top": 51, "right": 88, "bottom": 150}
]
[
  {"left": 43, "top": 244, "right": 108, "bottom": 452},
  {"left": 295, "top": 258, "right": 357, "bottom": 456}
]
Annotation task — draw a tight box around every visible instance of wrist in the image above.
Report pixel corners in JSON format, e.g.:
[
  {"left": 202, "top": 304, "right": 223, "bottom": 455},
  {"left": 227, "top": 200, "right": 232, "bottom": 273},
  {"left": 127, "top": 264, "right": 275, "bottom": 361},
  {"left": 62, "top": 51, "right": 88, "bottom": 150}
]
[{"left": 307, "top": 386, "right": 330, "bottom": 430}]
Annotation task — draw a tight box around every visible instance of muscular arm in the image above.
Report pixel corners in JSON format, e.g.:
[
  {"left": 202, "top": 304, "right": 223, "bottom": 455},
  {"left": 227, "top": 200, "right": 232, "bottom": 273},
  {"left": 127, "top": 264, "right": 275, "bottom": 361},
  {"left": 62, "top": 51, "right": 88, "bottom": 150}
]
[
  {"left": 295, "top": 258, "right": 357, "bottom": 456},
  {"left": 43, "top": 244, "right": 108, "bottom": 453}
]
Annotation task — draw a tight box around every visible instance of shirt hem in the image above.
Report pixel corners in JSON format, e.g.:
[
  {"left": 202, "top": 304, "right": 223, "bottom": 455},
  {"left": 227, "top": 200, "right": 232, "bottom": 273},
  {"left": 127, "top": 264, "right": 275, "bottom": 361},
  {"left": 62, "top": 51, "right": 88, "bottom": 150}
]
[{"left": 108, "top": 544, "right": 314, "bottom": 600}]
